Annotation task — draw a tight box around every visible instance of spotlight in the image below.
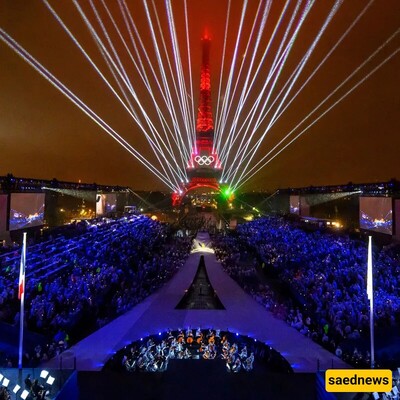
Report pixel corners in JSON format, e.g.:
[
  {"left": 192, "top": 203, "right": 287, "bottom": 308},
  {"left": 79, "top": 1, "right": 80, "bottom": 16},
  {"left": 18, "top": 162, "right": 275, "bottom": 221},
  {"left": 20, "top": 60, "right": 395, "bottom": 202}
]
[
  {"left": 21, "top": 390, "right": 30, "bottom": 400},
  {"left": 40, "top": 370, "right": 49, "bottom": 379},
  {"left": 13, "top": 384, "right": 21, "bottom": 393},
  {"left": 2, "top": 378, "right": 10, "bottom": 387}
]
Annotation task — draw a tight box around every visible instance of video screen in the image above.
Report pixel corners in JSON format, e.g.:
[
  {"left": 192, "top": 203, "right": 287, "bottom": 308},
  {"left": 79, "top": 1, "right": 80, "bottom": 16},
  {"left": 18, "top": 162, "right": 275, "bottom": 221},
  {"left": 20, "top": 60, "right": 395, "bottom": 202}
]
[
  {"left": 300, "top": 196, "right": 310, "bottom": 217},
  {"left": 359, "top": 197, "right": 393, "bottom": 235},
  {"left": 290, "top": 195, "right": 300, "bottom": 214},
  {"left": 394, "top": 200, "right": 400, "bottom": 240},
  {"left": 9, "top": 193, "right": 45, "bottom": 231},
  {"left": 96, "top": 193, "right": 117, "bottom": 216},
  {"left": 0, "top": 195, "right": 7, "bottom": 232}
]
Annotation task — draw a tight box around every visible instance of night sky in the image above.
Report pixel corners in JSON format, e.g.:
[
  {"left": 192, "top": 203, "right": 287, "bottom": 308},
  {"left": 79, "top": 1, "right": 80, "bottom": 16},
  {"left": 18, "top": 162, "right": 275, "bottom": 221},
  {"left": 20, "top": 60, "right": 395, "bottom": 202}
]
[{"left": 1, "top": 1, "right": 399, "bottom": 192}]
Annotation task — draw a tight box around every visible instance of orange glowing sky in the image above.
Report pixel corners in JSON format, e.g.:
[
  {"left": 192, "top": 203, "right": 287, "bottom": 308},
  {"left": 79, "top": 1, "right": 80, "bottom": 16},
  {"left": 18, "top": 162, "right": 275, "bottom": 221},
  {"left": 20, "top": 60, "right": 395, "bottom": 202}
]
[{"left": 1, "top": 0, "right": 399, "bottom": 191}]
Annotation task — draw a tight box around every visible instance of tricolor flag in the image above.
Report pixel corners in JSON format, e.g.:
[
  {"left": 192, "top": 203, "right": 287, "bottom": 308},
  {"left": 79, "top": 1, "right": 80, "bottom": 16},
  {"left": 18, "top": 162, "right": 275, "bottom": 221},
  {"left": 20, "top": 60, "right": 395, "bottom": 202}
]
[
  {"left": 18, "top": 233, "right": 26, "bottom": 300},
  {"left": 18, "top": 232, "right": 27, "bottom": 369},
  {"left": 367, "top": 236, "right": 373, "bottom": 301}
]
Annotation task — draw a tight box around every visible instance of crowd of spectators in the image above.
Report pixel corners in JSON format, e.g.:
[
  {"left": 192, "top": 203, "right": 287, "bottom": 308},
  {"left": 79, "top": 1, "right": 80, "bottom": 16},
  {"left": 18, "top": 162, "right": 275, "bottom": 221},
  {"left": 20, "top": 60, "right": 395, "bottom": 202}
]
[
  {"left": 213, "top": 216, "right": 400, "bottom": 367},
  {"left": 0, "top": 216, "right": 192, "bottom": 366}
]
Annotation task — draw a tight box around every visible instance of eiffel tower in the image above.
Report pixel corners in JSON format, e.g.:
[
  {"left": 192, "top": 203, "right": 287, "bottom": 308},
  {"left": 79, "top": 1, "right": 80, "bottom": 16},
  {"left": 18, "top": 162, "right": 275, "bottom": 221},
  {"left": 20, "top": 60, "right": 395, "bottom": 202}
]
[{"left": 172, "top": 31, "right": 222, "bottom": 206}]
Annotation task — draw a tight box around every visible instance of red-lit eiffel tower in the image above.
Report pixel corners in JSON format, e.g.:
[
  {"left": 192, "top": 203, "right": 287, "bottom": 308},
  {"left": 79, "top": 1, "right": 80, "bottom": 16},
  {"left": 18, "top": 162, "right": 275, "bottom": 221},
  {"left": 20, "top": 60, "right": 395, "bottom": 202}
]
[{"left": 172, "top": 31, "right": 222, "bottom": 206}]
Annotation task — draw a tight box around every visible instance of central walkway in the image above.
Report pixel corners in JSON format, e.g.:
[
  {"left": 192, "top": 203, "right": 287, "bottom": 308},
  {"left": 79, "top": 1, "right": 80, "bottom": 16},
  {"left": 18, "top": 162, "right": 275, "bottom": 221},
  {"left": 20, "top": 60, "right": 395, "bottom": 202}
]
[{"left": 46, "top": 232, "right": 349, "bottom": 372}]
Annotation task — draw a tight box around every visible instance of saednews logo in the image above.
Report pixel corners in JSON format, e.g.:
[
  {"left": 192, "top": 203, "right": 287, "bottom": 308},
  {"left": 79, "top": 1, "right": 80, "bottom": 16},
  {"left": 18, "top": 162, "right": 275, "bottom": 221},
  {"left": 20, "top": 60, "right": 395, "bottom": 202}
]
[{"left": 325, "top": 369, "right": 392, "bottom": 392}]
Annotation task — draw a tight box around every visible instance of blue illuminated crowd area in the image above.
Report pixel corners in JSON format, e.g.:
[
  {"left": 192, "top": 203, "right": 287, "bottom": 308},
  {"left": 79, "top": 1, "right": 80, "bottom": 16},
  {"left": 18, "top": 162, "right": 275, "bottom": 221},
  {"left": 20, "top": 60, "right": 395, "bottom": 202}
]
[
  {"left": 0, "top": 216, "right": 192, "bottom": 367},
  {"left": 1, "top": 214, "right": 400, "bottom": 372},
  {"left": 212, "top": 216, "right": 400, "bottom": 369}
]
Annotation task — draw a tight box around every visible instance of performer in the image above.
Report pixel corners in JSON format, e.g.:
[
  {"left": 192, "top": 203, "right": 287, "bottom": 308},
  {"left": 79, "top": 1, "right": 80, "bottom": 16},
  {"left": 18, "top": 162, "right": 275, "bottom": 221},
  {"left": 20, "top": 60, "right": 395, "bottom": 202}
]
[
  {"left": 243, "top": 352, "right": 255, "bottom": 372},
  {"left": 167, "top": 329, "right": 174, "bottom": 343},
  {"left": 239, "top": 345, "right": 247, "bottom": 360},
  {"left": 177, "top": 329, "right": 184, "bottom": 343},
  {"left": 232, "top": 357, "right": 242, "bottom": 373},
  {"left": 186, "top": 328, "right": 194, "bottom": 344},
  {"left": 196, "top": 331, "right": 204, "bottom": 345}
]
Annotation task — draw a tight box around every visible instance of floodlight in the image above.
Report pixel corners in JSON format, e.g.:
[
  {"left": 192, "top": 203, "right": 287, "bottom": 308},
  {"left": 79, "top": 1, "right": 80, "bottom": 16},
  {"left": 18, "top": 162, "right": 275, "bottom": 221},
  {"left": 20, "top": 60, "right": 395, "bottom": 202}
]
[
  {"left": 13, "top": 384, "right": 21, "bottom": 393},
  {"left": 2, "top": 378, "right": 9, "bottom": 387},
  {"left": 40, "top": 370, "right": 49, "bottom": 379},
  {"left": 46, "top": 376, "right": 55, "bottom": 385},
  {"left": 21, "top": 390, "right": 30, "bottom": 399}
]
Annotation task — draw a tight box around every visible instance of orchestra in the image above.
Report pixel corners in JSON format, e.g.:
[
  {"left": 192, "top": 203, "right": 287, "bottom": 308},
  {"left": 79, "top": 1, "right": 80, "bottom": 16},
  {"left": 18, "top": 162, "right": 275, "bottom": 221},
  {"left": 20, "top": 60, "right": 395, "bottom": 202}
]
[{"left": 121, "top": 329, "right": 255, "bottom": 373}]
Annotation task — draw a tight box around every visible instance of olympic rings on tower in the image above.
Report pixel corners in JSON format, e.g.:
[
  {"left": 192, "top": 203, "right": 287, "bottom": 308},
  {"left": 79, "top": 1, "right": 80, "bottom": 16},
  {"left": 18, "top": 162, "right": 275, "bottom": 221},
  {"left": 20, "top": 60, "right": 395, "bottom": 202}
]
[{"left": 194, "top": 155, "right": 215, "bottom": 166}]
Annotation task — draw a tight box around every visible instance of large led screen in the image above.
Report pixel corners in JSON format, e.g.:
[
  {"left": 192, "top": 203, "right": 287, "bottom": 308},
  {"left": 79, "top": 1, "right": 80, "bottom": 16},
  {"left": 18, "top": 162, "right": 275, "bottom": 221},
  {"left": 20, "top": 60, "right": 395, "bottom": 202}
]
[
  {"left": 359, "top": 197, "right": 393, "bottom": 235},
  {"left": 9, "top": 193, "right": 45, "bottom": 231},
  {"left": 300, "top": 196, "right": 310, "bottom": 217},
  {"left": 395, "top": 199, "right": 400, "bottom": 240},
  {"left": 96, "top": 193, "right": 117, "bottom": 216},
  {"left": 290, "top": 195, "right": 300, "bottom": 214},
  {"left": 0, "top": 195, "right": 7, "bottom": 232}
]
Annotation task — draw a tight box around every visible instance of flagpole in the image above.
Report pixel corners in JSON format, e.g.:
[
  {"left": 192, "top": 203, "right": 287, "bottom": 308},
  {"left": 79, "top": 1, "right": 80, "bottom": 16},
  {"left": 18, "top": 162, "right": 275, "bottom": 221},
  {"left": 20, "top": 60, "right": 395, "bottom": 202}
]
[
  {"left": 367, "top": 236, "right": 375, "bottom": 368},
  {"left": 18, "top": 232, "right": 27, "bottom": 370}
]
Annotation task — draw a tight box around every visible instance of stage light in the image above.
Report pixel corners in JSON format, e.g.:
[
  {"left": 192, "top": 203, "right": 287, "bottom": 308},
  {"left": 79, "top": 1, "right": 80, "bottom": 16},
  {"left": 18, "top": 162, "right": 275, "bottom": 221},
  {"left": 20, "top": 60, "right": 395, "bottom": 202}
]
[
  {"left": 40, "top": 370, "right": 49, "bottom": 379},
  {"left": 21, "top": 390, "right": 30, "bottom": 399},
  {"left": 2, "top": 378, "right": 9, "bottom": 387},
  {"left": 13, "top": 384, "right": 21, "bottom": 393}
]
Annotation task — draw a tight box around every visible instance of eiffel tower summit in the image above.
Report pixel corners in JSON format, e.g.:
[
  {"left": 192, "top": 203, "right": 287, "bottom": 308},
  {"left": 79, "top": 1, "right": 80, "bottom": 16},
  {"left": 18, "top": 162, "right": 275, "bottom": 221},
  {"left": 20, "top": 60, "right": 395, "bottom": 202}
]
[{"left": 172, "top": 31, "right": 222, "bottom": 206}]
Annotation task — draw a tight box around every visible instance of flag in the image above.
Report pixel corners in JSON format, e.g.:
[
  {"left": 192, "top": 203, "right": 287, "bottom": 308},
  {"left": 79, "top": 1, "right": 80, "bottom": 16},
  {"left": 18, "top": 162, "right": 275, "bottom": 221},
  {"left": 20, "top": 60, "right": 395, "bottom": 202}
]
[
  {"left": 18, "top": 232, "right": 27, "bottom": 370},
  {"left": 367, "top": 236, "right": 373, "bottom": 301},
  {"left": 18, "top": 233, "right": 26, "bottom": 300}
]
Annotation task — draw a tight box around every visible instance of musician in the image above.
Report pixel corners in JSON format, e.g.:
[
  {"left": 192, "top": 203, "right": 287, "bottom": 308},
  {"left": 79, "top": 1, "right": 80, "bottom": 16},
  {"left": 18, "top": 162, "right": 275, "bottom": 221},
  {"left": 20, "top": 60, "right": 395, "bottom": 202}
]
[
  {"left": 208, "top": 343, "right": 217, "bottom": 359},
  {"left": 221, "top": 348, "right": 229, "bottom": 360},
  {"left": 230, "top": 343, "right": 238, "bottom": 355},
  {"left": 161, "top": 340, "right": 168, "bottom": 353},
  {"left": 243, "top": 352, "right": 255, "bottom": 372},
  {"left": 222, "top": 340, "right": 230, "bottom": 352},
  {"left": 183, "top": 347, "right": 192, "bottom": 359},
  {"left": 232, "top": 357, "right": 242, "bottom": 373},
  {"left": 203, "top": 347, "right": 211, "bottom": 360},
  {"left": 167, "top": 329, "right": 174, "bottom": 343},
  {"left": 32, "top": 379, "right": 46, "bottom": 400},
  {"left": 226, "top": 353, "right": 235, "bottom": 372},
  {"left": 239, "top": 345, "right": 247, "bottom": 360},
  {"left": 177, "top": 329, "right": 184, "bottom": 343},
  {"left": 176, "top": 341, "right": 184, "bottom": 354},
  {"left": 196, "top": 330, "right": 204, "bottom": 345},
  {"left": 168, "top": 345, "right": 176, "bottom": 359},
  {"left": 199, "top": 341, "right": 207, "bottom": 353},
  {"left": 186, "top": 328, "right": 194, "bottom": 344}
]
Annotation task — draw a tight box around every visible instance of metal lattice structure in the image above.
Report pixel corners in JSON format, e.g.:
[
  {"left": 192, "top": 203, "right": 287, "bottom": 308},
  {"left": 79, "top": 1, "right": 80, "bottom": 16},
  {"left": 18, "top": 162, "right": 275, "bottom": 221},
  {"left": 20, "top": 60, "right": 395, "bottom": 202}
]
[{"left": 173, "top": 33, "right": 221, "bottom": 206}]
